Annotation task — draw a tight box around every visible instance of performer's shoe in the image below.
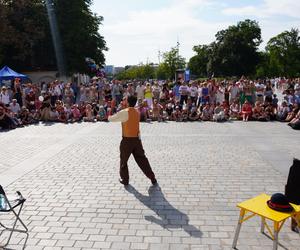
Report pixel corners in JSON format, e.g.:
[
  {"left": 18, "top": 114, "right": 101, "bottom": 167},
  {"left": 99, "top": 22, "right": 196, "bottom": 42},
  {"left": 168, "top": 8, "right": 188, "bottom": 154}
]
[
  {"left": 119, "top": 179, "right": 129, "bottom": 186},
  {"left": 151, "top": 178, "right": 157, "bottom": 185}
]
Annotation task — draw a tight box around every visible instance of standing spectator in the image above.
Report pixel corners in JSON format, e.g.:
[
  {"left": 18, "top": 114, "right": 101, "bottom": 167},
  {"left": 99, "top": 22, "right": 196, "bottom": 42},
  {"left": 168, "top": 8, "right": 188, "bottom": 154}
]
[
  {"left": 265, "top": 81, "right": 273, "bottom": 103},
  {"left": 25, "top": 90, "right": 36, "bottom": 112},
  {"left": 255, "top": 80, "right": 265, "bottom": 103},
  {"left": 0, "top": 86, "right": 10, "bottom": 106},
  {"left": 152, "top": 82, "right": 161, "bottom": 101},
  {"left": 144, "top": 83, "right": 153, "bottom": 108},
  {"left": 111, "top": 81, "right": 123, "bottom": 105},
  {"left": 136, "top": 82, "right": 145, "bottom": 100},
  {"left": 229, "top": 81, "right": 239, "bottom": 104},
  {"left": 13, "top": 78, "right": 23, "bottom": 107},
  {"left": 172, "top": 80, "right": 181, "bottom": 102},
  {"left": 189, "top": 81, "right": 198, "bottom": 105},
  {"left": 179, "top": 82, "right": 189, "bottom": 106}
]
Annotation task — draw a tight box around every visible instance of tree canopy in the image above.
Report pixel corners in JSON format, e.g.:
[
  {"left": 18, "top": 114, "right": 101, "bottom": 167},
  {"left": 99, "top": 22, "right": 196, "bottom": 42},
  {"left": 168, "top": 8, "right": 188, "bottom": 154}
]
[
  {"left": 0, "top": 0, "right": 107, "bottom": 74},
  {"left": 189, "top": 19, "right": 262, "bottom": 78}
]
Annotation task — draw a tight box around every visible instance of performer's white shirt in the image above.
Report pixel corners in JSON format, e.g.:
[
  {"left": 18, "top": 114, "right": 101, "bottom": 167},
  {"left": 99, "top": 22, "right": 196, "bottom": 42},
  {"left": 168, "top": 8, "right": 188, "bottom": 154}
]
[{"left": 108, "top": 109, "right": 129, "bottom": 122}]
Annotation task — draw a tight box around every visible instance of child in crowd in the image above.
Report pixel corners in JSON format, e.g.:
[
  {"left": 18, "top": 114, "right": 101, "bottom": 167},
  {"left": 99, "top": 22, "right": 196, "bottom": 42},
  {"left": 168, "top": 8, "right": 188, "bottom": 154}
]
[
  {"left": 201, "top": 104, "right": 211, "bottom": 121},
  {"left": 241, "top": 100, "right": 252, "bottom": 122},
  {"left": 172, "top": 106, "right": 182, "bottom": 122},
  {"left": 213, "top": 103, "right": 225, "bottom": 122},
  {"left": 277, "top": 101, "right": 290, "bottom": 121},
  {"left": 97, "top": 106, "right": 107, "bottom": 121},
  {"left": 151, "top": 99, "right": 162, "bottom": 122},
  {"left": 229, "top": 101, "right": 240, "bottom": 119},
  {"left": 83, "top": 104, "right": 94, "bottom": 122},
  {"left": 71, "top": 104, "right": 81, "bottom": 122}
]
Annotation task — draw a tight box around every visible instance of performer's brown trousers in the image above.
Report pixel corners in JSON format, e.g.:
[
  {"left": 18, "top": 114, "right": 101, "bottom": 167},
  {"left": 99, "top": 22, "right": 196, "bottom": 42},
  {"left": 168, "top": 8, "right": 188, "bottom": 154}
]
[{"left": 120, "top": 137, "right": 155, "bottom": 182}]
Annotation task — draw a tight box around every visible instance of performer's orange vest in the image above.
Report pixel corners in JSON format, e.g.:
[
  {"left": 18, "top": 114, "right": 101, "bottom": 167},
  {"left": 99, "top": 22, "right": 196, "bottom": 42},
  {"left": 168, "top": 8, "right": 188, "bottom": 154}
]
[{"left": 122, "top": 108, "right": 140, "bottom": 137}]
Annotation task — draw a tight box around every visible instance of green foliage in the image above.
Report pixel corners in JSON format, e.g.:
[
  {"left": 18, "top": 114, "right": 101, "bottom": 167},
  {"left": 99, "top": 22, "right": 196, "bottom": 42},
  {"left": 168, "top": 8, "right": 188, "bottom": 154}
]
[
  {"left": 116, "top": 64, "right": 156, "bottom": 80},
  {"left": 266, "top": 28, "right": 300, "bottom": 77},
  {"left": 162, "top": 47, "right": 186, "bottom": 79},
  {"left": 0, "top": 0, "right": 107, "bottom": 73},
  {"left": 54, "top": 0, "right": 107, "bottom": 73},
  {"left": 117, "top": 47, "right": 185, "bottom": 80},
  {"left": 188, "top": 45, "right": 210, "bottom": 77},
  {"left": 189, "top": 19, "right": 262, "bottom": 77}
]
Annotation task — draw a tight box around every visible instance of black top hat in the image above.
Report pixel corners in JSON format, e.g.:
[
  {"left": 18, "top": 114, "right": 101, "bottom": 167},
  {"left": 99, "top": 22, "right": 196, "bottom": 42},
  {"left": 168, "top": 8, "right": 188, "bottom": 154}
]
[{"left": 267, "top": 193, "right": 294, "bottom": 212}]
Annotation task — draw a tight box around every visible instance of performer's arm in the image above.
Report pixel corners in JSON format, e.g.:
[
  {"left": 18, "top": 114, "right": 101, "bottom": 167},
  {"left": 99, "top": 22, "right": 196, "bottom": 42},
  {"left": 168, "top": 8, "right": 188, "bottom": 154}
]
[{"left": 108, "top": 109, "right": 128, "bottom": 122}]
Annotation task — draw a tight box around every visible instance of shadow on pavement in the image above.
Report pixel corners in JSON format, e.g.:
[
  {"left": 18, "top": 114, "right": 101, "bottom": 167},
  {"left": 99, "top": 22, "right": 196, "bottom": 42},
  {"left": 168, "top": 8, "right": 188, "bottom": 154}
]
[{"left": 125, "top": 184, "right": 202, "bottom": 238}]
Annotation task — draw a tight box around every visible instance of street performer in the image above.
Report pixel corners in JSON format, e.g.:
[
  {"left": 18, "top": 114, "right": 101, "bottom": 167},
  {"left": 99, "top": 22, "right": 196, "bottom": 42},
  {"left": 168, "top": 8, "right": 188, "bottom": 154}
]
[{"left": 108, "top": 95, "right": 157, "bottom": 186}]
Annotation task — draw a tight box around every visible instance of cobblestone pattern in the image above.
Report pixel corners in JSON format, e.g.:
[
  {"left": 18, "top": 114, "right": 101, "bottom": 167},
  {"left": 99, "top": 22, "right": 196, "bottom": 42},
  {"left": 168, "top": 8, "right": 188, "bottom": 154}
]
[{"left": 0, "top": 121, "right": 299, "bottom": 250}]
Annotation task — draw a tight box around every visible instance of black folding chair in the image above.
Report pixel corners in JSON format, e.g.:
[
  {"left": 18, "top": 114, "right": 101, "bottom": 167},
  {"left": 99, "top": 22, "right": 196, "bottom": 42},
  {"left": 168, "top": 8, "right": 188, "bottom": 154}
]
[{"left": 0, "top": 185, "right": 28, "bottom": 250}]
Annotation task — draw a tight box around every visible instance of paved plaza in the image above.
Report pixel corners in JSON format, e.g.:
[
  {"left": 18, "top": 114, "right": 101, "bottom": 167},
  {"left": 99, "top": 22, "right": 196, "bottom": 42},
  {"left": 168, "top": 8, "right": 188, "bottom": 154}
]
[{"left": 0, "top": 121, "right": 300, "bottom": 250}]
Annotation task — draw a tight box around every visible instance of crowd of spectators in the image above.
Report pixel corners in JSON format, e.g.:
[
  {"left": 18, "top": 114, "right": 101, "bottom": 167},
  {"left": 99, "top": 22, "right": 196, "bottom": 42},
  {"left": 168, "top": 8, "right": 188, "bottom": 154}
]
[{"left": 0, "top": 77, "right": 300, "bottom": 131}]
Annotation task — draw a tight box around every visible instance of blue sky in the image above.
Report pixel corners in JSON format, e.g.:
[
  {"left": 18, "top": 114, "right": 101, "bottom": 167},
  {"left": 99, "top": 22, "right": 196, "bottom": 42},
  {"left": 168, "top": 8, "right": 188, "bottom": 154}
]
[{"left": 91, "top": 0, "right": 300, "bottom": 66}]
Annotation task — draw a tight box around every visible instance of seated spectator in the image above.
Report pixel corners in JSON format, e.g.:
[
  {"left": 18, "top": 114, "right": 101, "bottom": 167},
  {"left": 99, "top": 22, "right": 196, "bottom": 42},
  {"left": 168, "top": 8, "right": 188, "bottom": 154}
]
[
  {"left": 151, "top": 99, "right": 162, "bottom": 121},
  {"left": 165, "top": 103, "right": 174, "bottom": 120},
  {"left": 213, "top": 103, "right": 225, "bottom": 122},
  {"left": 229, "top": 101, "right": 240, "bottom": 120},
  {"left": 189, "top": 106, "right": 200, "bottom": 121},
  {"left": 241, "top": 100, "right": 252, "bottom": 122},
  {"left": 264, "top": 103, "right": 276, "bottom": 120},
  {"left": 181, "top": 106, "right": 189, "bottom": 122},
  {"left": 288, "top": 110, "right": 300, "bottom": 130},
  {"left": 83, "top": 104, "right": 94, "bottom": 122},
  {"left": 25, "top": 89, "right": 36, "bottom": 112},
  {"left": 285, "top": 104, "right": 299, "bottom": 122},
  {"left": 49, "top": 106, "right": 59, "bottom": 122},
  {"left": 97, "top": 105, "right": 107, "bottom": 121},
  {"left": 0, "top": 106, "right": 16, "bottom": 130},
  {"left": 172, "top": 106, "right": 182, "bottom": 122},
  {"left": 201, "top": 103, "right": 212, "bottom": 121},
  {"left": 71, "top": 104, "right": 81, "bottom": 122},
  {"left": 277, "top": 101, "right": 290, "bottom": 121},
  {"left": 9, "top": 99, "right": 21, "bottom": 117},
  {"left": 136, "top": 99, "right": 149, "bottom": 122},
  {"left": 222, "top": 101, "right": 230, "bottom": 119},
  {"left": 40, "top": 94, "right": 51, "bottom": 122},
  {"left": 252, "top": 101, "right": 267, "bottom": 121},
  {"left": 19, "top": 107, "right": 36, "bottom": 125}
]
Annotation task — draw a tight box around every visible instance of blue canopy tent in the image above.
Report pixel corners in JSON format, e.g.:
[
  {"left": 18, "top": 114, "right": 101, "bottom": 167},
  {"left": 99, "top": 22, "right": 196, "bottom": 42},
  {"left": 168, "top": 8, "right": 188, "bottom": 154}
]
[{"left": 0, "top": 66, "right": 28, "bottom": 86}]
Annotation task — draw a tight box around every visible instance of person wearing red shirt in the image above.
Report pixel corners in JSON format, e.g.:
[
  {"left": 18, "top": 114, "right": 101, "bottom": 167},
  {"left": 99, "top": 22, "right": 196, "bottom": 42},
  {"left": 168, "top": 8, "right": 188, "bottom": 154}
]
[{"left": 241, "top": 100, "right": 252, "bottom": 122}]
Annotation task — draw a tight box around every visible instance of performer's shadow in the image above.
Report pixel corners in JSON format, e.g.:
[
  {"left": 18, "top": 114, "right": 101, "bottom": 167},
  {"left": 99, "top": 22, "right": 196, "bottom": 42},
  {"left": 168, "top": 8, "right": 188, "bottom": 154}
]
[{"left": 125, "top": 184, "right": 202, "bottom": 238}]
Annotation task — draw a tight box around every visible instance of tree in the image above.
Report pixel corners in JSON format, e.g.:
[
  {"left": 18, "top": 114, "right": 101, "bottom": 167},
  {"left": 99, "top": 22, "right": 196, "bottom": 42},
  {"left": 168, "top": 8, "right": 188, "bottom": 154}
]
[
  {"left": 116, "top": 64, "right": 156, "bottom": 80},
  {"left": 266, "top": 28, "right": 300, "bottom": 77},
  {"left": 0, "top": 0, "right": 107, "bottom": 73},
  {"left": 161, "top": 47, "right": 186, "bottom": 79},
  {"left": 211, "top": 19, "right": 262, "bottom": 76},
  {"left": 188, "top": 45, "right": 210, "bottom": 77},
  {"left": 53, "top": 0, "right": 107, "bottom": 73},
  {"left": 0, "top": 0, "right": 49, "bottom": 70}
]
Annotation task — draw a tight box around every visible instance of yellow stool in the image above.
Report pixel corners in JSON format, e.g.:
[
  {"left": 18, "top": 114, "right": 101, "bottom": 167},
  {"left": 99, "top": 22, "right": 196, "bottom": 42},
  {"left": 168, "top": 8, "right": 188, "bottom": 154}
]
[{"left": 232, "top": 193, "right": 300, "bottom": 250}]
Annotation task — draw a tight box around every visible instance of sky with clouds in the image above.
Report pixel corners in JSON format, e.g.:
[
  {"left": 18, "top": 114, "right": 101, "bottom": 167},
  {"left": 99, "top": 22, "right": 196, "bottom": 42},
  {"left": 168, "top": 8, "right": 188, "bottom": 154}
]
[{"left": 91, "top": 0, "right": 300, "bottom": 66}]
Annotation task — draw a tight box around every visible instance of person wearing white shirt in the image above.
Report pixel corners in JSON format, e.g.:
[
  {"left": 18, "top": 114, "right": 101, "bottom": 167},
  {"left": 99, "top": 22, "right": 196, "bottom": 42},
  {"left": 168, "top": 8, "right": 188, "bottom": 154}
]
[
  {"left": 189, "top": 82, "right": 198, "bottom": 105},
  {"left": 135, "top": 82, "right": 145, "bottom": 100},
  {"left": 9, "top": 99, "right": 21, "bottom": 115},
  {"left": 0, "top": 86, "right": 10, "bottom": 105}
]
